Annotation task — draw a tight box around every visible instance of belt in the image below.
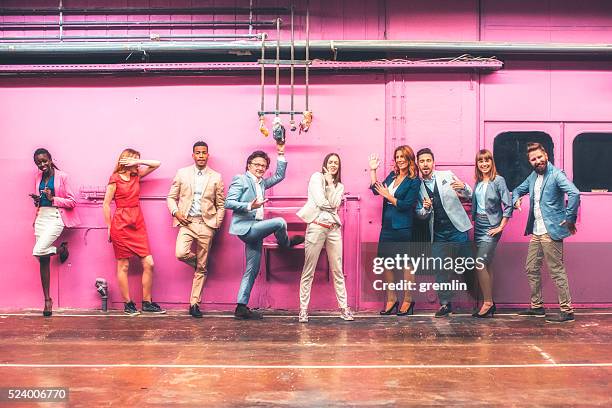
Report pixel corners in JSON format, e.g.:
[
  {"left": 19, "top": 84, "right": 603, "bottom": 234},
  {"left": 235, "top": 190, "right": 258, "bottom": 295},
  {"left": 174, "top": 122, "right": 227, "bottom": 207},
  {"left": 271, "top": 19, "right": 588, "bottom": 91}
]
[{"left": 312, "top": 220, "right": 339, "bottom": 229}]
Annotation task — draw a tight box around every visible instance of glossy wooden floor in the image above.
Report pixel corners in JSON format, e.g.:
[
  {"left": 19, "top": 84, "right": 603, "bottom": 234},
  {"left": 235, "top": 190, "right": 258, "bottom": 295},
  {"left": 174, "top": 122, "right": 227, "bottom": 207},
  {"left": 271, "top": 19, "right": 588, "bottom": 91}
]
[{"left": 1, "top": 309, "right": 611, "bottom": 407}]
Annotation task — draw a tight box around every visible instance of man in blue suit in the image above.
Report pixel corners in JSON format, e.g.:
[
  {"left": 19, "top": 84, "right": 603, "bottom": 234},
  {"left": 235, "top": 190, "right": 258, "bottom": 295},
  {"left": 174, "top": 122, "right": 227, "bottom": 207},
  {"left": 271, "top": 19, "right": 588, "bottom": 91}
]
[
  {"left": 513, "top": 142, "right": 580, "bottom": 323},
  {"left": 225, "top": 142, "right": 304, "bottom": 319}
]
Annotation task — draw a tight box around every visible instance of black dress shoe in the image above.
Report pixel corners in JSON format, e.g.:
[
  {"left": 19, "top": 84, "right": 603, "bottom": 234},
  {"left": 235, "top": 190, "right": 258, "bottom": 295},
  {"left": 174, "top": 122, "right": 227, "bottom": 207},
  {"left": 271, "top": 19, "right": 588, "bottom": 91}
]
[
  {"left": 380, "top": 301, "right": 399, "bottom": 315},
  {"left": 434, "top": 303, "right": 452, "bottom": 318},
  {"left": 545, "top": 311, "right": 575, "bottom": 323},
  {"left": 289, "top": 235, "right": 305, "bottom": 247},
  {"left": 397, "top": 301, "right": 415, "bottom": 316},
  {"left": 234, "top": 304, "right": 263, "bottom": 320},
  {"left": 517, "top": 307, "right": 546, "bottom": 317},
  {"left": 189, "top": 304, "right": 203, "bottom": 318}
]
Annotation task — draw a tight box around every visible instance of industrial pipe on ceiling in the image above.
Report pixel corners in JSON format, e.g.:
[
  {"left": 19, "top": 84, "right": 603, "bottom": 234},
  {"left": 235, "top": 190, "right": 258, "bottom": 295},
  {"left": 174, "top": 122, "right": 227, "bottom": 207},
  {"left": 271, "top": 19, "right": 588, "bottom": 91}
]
[{"left": 1, "top": 40, "right": 612, "bottom": 57}]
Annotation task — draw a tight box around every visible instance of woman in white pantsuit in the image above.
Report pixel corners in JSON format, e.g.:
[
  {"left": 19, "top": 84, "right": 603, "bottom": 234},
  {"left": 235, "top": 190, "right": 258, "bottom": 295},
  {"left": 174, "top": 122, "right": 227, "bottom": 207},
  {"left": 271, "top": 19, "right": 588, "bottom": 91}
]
[{"left": 297, "top": 153, "right": 353, "bottom": 323}]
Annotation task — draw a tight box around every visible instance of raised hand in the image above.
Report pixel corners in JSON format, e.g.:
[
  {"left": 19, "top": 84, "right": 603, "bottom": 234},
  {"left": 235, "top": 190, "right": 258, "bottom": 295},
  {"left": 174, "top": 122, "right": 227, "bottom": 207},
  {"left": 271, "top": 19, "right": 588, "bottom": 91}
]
[
  {"left": 368, "top": 154, "right": 380, "bottom": 171},
  {"left": 119, "top": 157, "right": 140, "bottom": 167},
  {"left": 450, "top": 175, "right": 465, "bottom": 191},
  {"left": 322, "top": 167, "right": 334, "bottom": 185}
]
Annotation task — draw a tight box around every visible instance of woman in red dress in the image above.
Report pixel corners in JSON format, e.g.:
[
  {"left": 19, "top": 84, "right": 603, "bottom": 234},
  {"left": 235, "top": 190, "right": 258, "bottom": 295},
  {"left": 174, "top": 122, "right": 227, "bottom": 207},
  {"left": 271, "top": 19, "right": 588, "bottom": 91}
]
[{"left": 103, "top": 148, "right": 165, "bottom": 315}]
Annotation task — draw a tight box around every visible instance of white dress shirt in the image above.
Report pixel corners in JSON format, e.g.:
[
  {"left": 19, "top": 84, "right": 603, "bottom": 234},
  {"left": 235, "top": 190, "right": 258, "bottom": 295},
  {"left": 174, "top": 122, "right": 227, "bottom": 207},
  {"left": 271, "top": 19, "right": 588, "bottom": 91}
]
[
  {"left": 188, "top": 166, "right": 207, "bottom": 217},
  {"left": 533, "top": 174, "right": 548, "bottom": 235}
]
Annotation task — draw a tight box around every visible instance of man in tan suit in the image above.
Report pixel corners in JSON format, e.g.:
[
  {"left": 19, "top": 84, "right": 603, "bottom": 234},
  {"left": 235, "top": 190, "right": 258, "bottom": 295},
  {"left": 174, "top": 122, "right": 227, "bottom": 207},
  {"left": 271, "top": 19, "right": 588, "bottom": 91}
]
[{"left": 167, "top": 141, "right": 225, "bottom": 318}]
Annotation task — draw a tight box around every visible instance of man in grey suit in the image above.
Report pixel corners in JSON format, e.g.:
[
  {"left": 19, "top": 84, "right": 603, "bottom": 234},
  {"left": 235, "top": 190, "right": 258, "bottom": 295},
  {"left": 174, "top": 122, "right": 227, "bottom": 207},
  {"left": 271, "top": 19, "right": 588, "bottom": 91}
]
[
  {"left": 225, "top": 142, "right": 304, "bottom": 319},
  {"left": 416, "top": 148, "right": 473, "bottom": 317},
  {"left": 513, "top": 142, "right": 580, "bottom": 323}
]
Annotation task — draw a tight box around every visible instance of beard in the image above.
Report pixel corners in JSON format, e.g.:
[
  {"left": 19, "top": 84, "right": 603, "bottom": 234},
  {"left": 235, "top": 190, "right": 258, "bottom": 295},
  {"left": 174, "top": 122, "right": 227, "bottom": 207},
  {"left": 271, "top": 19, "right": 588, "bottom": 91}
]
[{"left": 533, "top": 162, "right": 547, "bottom": 175}]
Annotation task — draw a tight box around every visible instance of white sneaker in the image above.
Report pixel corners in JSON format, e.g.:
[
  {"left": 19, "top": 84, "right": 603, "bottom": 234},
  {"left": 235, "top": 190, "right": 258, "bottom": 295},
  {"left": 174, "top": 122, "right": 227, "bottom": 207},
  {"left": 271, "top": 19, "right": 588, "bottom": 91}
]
[
  {"left": 340, "top": 307, "right": 354, "bottom": 321},
  {"left": 298, "top": 309, "right": 309, "bottom": 323}
]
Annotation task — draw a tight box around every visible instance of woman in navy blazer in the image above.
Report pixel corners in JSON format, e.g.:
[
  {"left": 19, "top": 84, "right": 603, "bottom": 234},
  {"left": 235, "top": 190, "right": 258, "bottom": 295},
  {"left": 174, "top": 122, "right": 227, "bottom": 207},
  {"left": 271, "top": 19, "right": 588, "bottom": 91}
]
[
  {"left": 369, "top": 145, "right": 421, "bottom": 316},
  {"left": 471, "top": 149, "right": 513, "bottom": 318}
]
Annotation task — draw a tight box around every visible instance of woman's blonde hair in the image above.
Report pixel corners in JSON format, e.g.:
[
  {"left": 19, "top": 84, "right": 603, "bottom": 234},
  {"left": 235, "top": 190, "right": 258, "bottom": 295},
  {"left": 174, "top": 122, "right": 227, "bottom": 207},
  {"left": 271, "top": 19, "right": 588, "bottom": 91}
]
[
  {"left": 113, "top": 148, "right": 140, "bottom": 174},
  {"left": 475, "top": 149, "right": 498, "bottom": 182},
  {"left": 393, "top": 145, "right": 419, "bottom": 179}
]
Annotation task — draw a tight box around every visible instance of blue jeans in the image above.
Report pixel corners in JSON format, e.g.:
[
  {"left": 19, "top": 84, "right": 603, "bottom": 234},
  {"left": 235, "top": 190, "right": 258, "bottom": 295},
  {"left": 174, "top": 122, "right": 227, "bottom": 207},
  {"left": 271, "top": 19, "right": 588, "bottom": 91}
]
[
  {"left": 432, "top": 226, "right": 470, "bottom": 305},
  {"left": 236, "top": 217, "right": 290, "bottom": 305}
]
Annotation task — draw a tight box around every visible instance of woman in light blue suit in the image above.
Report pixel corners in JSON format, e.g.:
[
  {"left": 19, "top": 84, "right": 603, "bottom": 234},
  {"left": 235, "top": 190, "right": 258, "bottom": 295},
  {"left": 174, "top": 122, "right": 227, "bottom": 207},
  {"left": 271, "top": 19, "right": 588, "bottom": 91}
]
[{"left": 471, "top": 149, "right": 513, "bottom": 318}]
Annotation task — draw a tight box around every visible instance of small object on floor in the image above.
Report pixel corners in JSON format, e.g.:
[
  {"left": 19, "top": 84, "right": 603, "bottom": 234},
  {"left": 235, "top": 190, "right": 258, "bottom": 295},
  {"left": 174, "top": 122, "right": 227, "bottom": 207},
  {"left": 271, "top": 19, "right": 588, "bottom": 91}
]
[
  {"left": 272, "top": 116, "right": 286, "bottom": 145},
  {"left": 546, "top": 311, "right": 575, "bottom": 323},
  {"left": 43, "top": 298, "right": 53, "bottom": 317},
  {"left": 59, "top": 242, "right": 69, "bottom": 264},
  {"left": 517, "top": 307, "right": 546, "bottom": 317},
  {"left": 299, "top": 110, "right": 313, "bottom": 134},
  {"left": 340, "top": 307, "right": 354, "bottom": 321},
  {"left": 189, "top": 304, "right": 203, "bottom": 318},
  {"left": 142, "top": 301, "right": 166, "bottom": 314},
  {"left": 124, "top": 301, "right": 141, "bottom": 316},
  {"left": 234, "top": 303, "right": 263, "bottom": 320},
  {"left": 434, "top": 303, "right": 452, "bottom": 318},
  {"left": 298, "top": 309, "right": 309, "bottom": 323},
  {"left": 259, "top": 115, "right": 269, "bottom": 137}
]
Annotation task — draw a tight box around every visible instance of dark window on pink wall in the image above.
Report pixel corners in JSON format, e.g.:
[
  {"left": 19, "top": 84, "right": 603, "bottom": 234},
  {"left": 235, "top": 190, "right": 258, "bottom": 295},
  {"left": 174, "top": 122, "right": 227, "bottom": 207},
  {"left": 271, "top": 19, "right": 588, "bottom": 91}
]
[
  {"left": 493, "top": 131, "right": 555, "bottom": 191},
  {"left": 573, "top": 133, "right": 612, "bottom": 192}
]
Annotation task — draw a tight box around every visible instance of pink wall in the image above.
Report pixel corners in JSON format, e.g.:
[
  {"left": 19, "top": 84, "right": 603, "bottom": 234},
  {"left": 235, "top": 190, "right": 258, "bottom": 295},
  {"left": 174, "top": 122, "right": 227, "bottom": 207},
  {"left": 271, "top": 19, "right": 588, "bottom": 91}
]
[{"left": 1, "top": 0, "right": 612, "bottom": 310}]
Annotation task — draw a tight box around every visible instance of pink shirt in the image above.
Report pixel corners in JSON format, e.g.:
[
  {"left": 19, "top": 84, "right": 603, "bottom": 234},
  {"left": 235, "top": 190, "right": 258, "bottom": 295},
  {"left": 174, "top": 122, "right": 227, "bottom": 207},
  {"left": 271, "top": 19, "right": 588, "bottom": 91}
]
[{"left": 34, "top": 170, "right": 81, "bottom": 228}]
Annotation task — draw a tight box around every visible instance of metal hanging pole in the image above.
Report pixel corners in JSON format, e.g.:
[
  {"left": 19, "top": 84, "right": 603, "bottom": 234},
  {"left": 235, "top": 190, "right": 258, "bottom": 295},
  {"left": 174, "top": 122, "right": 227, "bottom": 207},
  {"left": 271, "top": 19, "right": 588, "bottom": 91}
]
[
  {"left": 275, "top": 17, "right": 281, "bottom": 116},
  {"left": 58, "top": 0, "right": 63, "bottom": 41},
  {"left": 289, "top": 4, "right": 296, "bottom": 130},
  {"left": 299, "top": 0, "right": 313, "bottom": 133},
  {"left": 258, "top": 32, "right": 269, "bottom": 137},
  {"left": 305, "top": 0, "right": 310, "bottom": 111},
  {"left": 248, "top": 0, "right": 254, "bottom": 35}
]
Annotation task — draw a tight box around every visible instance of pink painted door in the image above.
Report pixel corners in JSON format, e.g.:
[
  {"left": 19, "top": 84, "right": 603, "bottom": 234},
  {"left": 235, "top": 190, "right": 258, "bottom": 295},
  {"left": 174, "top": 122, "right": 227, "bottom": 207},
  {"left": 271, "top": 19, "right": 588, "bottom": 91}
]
[{"left": 561, "top": 123, "right": 612, "bottom": 304}]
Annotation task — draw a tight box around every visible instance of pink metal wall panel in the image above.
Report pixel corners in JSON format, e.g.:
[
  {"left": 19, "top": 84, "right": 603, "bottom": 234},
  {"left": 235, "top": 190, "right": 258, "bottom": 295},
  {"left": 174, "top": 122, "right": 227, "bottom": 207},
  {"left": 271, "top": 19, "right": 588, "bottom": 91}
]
[{"left": 0, "top": 73, "right": 385, "bottom": 310}]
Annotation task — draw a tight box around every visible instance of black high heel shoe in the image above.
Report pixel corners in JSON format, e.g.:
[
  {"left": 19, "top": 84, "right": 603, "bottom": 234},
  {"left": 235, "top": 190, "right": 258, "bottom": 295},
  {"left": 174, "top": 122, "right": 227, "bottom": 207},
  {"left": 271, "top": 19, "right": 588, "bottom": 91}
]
[
  {"left": 59, "top": 242, "right": 69, "bottom": 264},
  {"left": 380, "top": 301, "right": 399, "bottom": 315},
  {"left": 43, "top": 298, "right": 53, "bottom": 317},
  {"left": 397, "top": 301, "right": 415, "bottom": 316},
  {"left": 474, "top": 303, "right": 496, "bottom": 318}
]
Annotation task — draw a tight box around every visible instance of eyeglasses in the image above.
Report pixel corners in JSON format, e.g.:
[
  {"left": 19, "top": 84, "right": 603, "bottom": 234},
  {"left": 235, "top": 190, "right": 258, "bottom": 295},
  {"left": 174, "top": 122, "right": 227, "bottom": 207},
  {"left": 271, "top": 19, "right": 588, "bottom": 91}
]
[{"left": 249, "top": 162, "right": 268, "bottom": 169}]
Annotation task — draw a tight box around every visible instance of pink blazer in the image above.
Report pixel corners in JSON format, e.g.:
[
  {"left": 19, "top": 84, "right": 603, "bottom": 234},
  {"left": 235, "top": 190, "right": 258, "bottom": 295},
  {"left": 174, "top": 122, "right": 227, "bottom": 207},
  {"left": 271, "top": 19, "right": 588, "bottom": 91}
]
[{"left": 34, "top": 169, "right": 81, "bottom": 228}]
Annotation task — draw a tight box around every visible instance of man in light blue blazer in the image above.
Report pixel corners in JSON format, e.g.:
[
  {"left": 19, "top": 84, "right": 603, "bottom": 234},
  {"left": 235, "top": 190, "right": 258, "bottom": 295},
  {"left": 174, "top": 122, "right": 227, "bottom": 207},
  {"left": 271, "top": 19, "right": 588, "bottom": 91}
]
[
  {"left": 512, "top": 142, "right": 580, "bottom": 323},
  {"left": 416, "top": 148, "right": 473, "bottom": 317},
  {"left": 225, "top": 142, "right": 304, "bottom": 320}
]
